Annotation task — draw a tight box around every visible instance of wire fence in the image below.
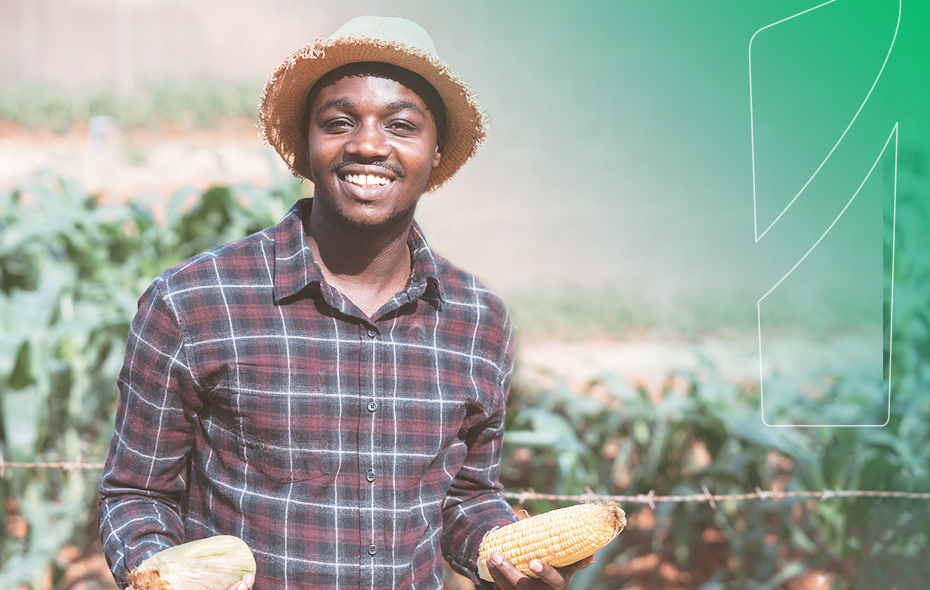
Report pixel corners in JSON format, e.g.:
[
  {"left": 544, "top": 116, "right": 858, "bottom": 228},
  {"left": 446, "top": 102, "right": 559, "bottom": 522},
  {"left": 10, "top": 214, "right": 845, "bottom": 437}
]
[
  {"left": 3, "top": 454, "right": 928, "bottom": 506},
  {"left": 502, "top": 487, "right": 930, "bottom": 509},
  {"left": 0, "top": 454, "right": 105, "bottom": 476}
]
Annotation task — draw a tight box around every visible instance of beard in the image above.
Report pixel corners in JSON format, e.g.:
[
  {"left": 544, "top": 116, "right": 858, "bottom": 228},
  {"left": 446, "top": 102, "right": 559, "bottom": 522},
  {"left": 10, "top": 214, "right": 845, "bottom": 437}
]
[{"left": 310, "top": 187, "right": 421, "bottom": 243}]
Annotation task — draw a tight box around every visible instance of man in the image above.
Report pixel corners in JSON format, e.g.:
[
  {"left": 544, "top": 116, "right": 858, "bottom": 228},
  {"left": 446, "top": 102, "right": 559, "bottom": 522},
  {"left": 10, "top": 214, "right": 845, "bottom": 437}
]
[{"left": 99, "top": 16, "right": 592, "bottom": 590}]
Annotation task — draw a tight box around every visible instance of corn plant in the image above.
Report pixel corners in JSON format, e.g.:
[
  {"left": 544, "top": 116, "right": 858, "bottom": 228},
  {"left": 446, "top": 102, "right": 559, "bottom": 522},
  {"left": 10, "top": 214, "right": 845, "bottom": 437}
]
[
  {"left": 1, "top": 146, "right": 928, "bottom": 589},
  {"left": 502, "top": 354, "right": 928, "bottom": 590},
  {"left": 0, "top": 171, "right": 301, "bottom": 589},
  {"left": 499, "top": 150, "right": 930, "bottom": 590},
  {"left": 0, "top": 81, "right": 263, "bottom": 131}
]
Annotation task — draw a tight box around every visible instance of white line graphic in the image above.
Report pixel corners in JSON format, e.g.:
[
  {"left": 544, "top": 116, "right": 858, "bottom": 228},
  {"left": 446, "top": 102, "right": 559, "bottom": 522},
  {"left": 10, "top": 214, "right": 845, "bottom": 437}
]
[
  {"left": 749, "top": 0, "right": 901, "bottom": 427},
  {"left": 749, "top": 0, "right": 900, "bottom": 242},
  {"left": 759, "top": 124, "right": 897, "bottom": 427}
]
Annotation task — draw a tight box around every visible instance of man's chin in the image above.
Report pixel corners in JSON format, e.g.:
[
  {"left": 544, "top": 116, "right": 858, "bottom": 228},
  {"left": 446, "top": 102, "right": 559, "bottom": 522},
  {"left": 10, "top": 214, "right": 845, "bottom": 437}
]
[
  {"left": 320, "top": 200, "right": 417, "bottom": 239},
  {"left": 343, "top": 213, "right": 411, "bottom": 236}
]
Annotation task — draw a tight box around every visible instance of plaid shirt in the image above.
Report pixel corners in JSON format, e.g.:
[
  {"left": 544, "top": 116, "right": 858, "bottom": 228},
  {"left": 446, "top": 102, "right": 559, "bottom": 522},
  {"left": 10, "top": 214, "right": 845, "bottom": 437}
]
[{"left": 98, "top": 198, "right": 517, "bottom": 590}]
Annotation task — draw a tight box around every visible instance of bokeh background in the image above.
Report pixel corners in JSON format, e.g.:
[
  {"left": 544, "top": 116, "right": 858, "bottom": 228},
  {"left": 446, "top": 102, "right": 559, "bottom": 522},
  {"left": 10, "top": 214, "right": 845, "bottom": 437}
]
[{"left": 1, "top": 1, "right": 928, "bottom": 589}]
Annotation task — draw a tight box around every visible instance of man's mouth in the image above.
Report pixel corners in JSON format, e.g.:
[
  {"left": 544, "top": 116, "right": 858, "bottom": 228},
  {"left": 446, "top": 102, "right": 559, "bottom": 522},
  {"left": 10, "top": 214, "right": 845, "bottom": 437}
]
[{"left": 342, "top": 173, "right": 393, "bottom": 187}]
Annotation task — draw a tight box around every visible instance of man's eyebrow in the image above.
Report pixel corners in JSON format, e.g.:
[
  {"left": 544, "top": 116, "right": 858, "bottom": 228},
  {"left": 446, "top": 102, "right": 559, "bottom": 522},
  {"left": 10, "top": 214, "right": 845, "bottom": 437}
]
[
  {"left": 315, "top": 98, "right": 424, "bottom": 116},
  {"left": 316, "top": 97, "right": 356, "bottom": 113},
  {"left": 385, "top": 100, "right": 425, "bottom": 116}
]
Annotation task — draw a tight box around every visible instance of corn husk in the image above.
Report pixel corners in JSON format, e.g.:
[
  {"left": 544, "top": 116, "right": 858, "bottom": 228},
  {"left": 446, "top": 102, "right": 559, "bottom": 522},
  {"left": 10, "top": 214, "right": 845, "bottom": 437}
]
[{"left": 126, "top": 535, "right": 256, "bottom": 590}]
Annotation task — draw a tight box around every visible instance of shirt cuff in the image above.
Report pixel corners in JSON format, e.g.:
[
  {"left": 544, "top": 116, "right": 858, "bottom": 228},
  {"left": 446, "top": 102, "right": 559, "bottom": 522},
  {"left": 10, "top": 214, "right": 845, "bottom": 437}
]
[{"left": 444, "top": 502, "right": 516, "bottom": 586}]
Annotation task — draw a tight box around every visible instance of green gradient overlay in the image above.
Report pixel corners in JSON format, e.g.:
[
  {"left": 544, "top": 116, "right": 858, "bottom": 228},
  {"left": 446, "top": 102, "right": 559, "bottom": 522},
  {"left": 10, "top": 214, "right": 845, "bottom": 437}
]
[
  {"left": 750, "top": 0, "right": 898, "bottom": 426},
  {"left": 413, "top": 0, "right": 927, "bottom": 429}
]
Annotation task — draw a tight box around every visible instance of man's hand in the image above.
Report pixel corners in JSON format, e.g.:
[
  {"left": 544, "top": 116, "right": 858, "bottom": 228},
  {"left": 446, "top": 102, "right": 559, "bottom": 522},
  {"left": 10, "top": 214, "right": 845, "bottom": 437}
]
[
  {"left": 486, "top": 552, "right": 595, "bottom": 589},
  {"left": 226, "top": 573, "right": 255, "bottom": 590}
]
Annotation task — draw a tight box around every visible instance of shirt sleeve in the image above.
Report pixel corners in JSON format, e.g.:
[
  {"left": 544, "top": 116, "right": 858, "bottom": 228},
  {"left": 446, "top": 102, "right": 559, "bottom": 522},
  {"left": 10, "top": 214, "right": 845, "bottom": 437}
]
[
  {"left": 97, "top": 279, "right": 201, "bottom": 585},
  {"left": 439, "top": 310, "right": 518, "bottom": 586}
]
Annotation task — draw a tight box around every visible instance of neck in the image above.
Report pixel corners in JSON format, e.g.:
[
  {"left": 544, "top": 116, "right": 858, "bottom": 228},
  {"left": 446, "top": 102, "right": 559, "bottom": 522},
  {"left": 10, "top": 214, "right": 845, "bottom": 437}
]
[{"left": 303, "top": 198, "right": 415, "bottom": 317}]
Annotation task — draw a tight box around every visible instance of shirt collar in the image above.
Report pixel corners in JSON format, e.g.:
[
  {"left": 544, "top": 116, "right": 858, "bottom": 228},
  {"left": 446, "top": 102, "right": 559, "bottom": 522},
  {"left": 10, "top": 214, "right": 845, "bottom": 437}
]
[{"left": 273, "top": 198, "right": 444, "bottom": 310}]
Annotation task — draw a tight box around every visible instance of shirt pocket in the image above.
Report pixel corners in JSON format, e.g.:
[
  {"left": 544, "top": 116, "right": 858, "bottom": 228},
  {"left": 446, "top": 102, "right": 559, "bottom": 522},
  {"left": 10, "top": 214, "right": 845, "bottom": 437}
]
[{"left": 227, "top": 363, "right": 335, "bottom": 482}]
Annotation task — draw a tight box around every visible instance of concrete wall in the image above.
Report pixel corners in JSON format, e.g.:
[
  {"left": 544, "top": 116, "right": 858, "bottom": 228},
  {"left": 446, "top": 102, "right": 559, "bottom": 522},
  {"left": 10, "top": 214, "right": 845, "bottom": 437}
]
[{"left": 0, "top": 0, "right": 485, "bottom": 88}]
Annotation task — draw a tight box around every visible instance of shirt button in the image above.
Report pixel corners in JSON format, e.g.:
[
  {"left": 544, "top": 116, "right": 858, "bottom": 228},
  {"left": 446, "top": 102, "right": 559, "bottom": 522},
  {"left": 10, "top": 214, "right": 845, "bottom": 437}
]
[
  {"left": 367, "top": 401, "right": 378, "bottom": 412},
  {"left": 368, "top": 544, "right": 378, "bottom": 556},
  {"left": 367, "top": 328, "right": 377, "bottom": 338},
  {"left": 366, "top": 470, "right": 376, "bottom": 482}
]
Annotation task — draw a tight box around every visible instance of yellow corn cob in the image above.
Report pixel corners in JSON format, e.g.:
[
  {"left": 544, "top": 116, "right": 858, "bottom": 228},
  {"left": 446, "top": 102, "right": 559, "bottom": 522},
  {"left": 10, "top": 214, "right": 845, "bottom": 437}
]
[
  {"left": 126, "top": 535, "right": 256, "bottom": 590},
  {"left": 477, "top": 501, "right": 626, "bottom": 581}
]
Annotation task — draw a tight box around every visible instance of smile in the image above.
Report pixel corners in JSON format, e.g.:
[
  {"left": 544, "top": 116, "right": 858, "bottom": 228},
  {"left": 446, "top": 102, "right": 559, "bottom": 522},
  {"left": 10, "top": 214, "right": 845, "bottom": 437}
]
[{"left": 343, "top": 173, "right": 393, "bottom": 187}]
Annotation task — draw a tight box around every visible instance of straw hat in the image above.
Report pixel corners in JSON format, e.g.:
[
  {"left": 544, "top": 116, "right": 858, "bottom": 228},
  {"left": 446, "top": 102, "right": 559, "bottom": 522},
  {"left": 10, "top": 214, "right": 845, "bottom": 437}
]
[{"left": 259, "top": 16, "right": 488, "bottom": 192}]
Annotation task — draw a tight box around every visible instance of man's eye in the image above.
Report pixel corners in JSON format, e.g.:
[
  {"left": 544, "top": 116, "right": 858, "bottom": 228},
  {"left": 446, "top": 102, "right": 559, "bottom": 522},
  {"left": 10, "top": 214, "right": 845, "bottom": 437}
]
[
  {"left": 389, "top": 120, "right": 415, "bottom": 132},
  {"left": 322, "top": 119, "right": 352, "bottom": 131}
]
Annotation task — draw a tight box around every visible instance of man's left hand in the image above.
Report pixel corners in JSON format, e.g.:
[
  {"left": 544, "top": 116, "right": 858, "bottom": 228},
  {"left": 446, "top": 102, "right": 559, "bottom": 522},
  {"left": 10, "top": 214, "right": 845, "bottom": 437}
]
[
  {"left": 486, "top": 551, "right": 595, "bottom": 589},
  {"left": 225, "top": 573, "right": 255, "bottom": 590}
]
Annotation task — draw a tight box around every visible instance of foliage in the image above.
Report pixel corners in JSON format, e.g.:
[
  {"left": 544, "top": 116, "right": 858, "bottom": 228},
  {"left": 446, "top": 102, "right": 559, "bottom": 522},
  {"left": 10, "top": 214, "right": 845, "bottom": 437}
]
[
  {"left": 0, "top": 81, "right": 263, "bottom": 131},
  {"left": 499, "top": 148, "right": 930, "bottom": 590},
  {"left": 0, "top": 172, "right": 302, "bottom": 589},
  {"left": 502, "top": 356, "right": 928, "bottom": 589}
]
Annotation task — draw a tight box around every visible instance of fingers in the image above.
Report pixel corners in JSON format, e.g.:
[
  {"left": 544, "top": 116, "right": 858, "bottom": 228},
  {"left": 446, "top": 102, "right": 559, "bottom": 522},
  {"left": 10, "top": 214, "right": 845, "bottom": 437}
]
[
  {"left": 528, "top": 554, "right": 595, "bottom": 588},
  {"left": 559, "top": 554, "right": 596, "bottom": 575},
  {"left": 486, "top": 552, "right": 534, "bottom": 589},
  {"left": 227, "top": 573, "right": 255, "bottom": 590},
  {"left": 525, "top": 559, "right": 569, "bottom": 589},
  {"left": 487, "top": 552, "right": 594, "bottom": 589}
]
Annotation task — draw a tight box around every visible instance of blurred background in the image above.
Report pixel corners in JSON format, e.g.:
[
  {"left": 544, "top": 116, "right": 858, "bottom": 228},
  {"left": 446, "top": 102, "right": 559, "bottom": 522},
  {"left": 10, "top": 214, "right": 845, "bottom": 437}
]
[{"left": 1, "top": 1, "right": 928, "bottom": 589}]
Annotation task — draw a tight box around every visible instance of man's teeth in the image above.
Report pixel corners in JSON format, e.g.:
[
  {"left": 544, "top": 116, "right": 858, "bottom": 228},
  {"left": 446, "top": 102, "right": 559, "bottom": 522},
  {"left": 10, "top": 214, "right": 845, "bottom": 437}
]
[{"left": 344, "top": 173, "right": 391, "bottom": 187}]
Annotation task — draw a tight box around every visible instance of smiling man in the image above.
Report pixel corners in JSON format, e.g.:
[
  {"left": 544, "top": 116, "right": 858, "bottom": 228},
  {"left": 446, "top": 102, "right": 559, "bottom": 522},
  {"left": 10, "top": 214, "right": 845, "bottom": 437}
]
[{"left": 98, "top": 16, "right": 591, "bottom": 590}]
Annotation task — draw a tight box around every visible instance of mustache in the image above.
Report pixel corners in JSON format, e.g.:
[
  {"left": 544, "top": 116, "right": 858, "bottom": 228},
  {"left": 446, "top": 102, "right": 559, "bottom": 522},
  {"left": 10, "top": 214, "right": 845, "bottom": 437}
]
[{"left": 330, "top": 160, "right": 404, "bottom": 178}]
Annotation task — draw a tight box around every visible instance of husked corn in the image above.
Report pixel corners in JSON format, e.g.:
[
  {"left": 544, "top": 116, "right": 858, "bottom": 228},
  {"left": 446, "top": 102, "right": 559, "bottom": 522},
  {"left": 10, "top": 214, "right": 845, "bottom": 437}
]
[{"left": 477, "top": 501, "right": 626, "bottom": 581}]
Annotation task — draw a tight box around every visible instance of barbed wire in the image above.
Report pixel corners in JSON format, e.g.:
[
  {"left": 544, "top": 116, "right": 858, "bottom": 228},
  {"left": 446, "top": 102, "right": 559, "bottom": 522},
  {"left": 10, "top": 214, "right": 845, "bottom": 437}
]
[
  {"left": 502, "top": 486, "right": 930, "bottom": 509},
  {"left": 3, "top": 455, "right": 927, "bottom": 506},
  {"left": 0, "top": 454, "right": 105, "bottom": 476}
]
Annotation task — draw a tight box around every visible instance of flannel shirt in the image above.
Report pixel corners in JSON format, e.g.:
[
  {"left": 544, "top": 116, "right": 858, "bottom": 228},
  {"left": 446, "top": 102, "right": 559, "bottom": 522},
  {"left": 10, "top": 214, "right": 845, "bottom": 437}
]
[{"left": 98, "top": 198, "right": 518, "bottom": 590}]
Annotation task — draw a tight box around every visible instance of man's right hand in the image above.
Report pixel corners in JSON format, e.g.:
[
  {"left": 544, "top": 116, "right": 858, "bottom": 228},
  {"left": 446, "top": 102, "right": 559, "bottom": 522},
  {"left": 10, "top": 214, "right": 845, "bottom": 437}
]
[
  {"left": 226, "top": 573, "right": 255, "bottom": 590},
  {"left": 486, "top": 552, "right": 595, "bottom": 590}
]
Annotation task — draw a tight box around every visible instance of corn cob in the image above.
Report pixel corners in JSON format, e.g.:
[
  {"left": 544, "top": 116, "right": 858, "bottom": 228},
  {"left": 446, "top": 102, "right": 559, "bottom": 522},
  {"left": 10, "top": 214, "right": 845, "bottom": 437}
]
[
  {"left": 477, "top": 501, "right": 626, "bottom": 581},
  {"left": 126, "top": 535, "right": 256, "bottom": 590}
]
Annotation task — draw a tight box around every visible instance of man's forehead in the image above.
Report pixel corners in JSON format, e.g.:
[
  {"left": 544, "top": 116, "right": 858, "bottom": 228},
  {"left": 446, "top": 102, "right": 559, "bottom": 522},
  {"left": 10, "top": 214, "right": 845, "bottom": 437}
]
[
  {"left": 313, "top": 76, "right": 426, "bottom": 111},
  {"left": 315, "top": 62, "right": 425, "bottom": 91},
  {"left": 305, "top": 62, "right": 446, "bottom": 126}
]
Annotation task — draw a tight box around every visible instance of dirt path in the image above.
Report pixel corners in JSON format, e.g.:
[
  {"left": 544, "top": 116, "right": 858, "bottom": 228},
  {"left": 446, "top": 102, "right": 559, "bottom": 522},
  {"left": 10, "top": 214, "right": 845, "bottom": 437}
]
[
  {"left": 518, "top": 333, "right": 878, "bottom": 397},
  {"left": 0, "top": 120, "right": 283, "bottom": 205}
]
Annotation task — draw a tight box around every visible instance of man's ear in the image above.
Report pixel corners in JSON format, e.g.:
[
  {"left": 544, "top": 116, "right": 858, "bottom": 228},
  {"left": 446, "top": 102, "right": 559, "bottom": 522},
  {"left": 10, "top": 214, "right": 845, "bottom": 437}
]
[{"left": 432, "top": 142, "right": 442, "bottom": 169}]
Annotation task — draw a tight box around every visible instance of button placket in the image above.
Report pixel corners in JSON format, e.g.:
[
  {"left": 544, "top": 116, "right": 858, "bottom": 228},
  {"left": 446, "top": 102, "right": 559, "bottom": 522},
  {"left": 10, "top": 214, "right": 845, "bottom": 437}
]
[{"left": 356, "top": 317, "right": 382, "bottom": 581}]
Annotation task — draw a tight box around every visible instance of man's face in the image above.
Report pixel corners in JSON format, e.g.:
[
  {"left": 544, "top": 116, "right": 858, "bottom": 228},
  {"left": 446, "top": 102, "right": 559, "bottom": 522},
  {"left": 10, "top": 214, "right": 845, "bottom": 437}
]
[{"left": 306, "top": 71, "right": 442, "bottom": 234}]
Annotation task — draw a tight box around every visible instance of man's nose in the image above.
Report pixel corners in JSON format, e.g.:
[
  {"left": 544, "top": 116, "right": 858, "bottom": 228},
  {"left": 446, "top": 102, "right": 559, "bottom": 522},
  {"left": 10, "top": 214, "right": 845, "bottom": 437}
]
[{"left": 345, "top": 122, "right": 391, "bottom": 160}]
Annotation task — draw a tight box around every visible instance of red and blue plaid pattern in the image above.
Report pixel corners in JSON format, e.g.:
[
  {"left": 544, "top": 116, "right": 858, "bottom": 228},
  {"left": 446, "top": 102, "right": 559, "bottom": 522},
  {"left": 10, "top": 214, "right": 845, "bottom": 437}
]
[{"left": 98, "top": 198, "right": 517, "bottom": 590}]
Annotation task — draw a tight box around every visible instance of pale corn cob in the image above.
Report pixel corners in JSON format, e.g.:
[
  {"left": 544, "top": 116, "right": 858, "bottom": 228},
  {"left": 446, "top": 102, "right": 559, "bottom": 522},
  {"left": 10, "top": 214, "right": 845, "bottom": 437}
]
[
  {"left": 126, "top": 535, "right": 256, "bottom": 590},
  {"left": 477, "top": 501, "right": 626, "bottom": 581}
]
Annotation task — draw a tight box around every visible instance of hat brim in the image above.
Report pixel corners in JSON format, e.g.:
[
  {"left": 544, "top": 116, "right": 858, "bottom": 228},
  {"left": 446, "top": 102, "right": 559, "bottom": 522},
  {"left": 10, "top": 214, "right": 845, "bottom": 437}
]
[{"left": 259, "top": 37, "right": 488, "bottom": 192}]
